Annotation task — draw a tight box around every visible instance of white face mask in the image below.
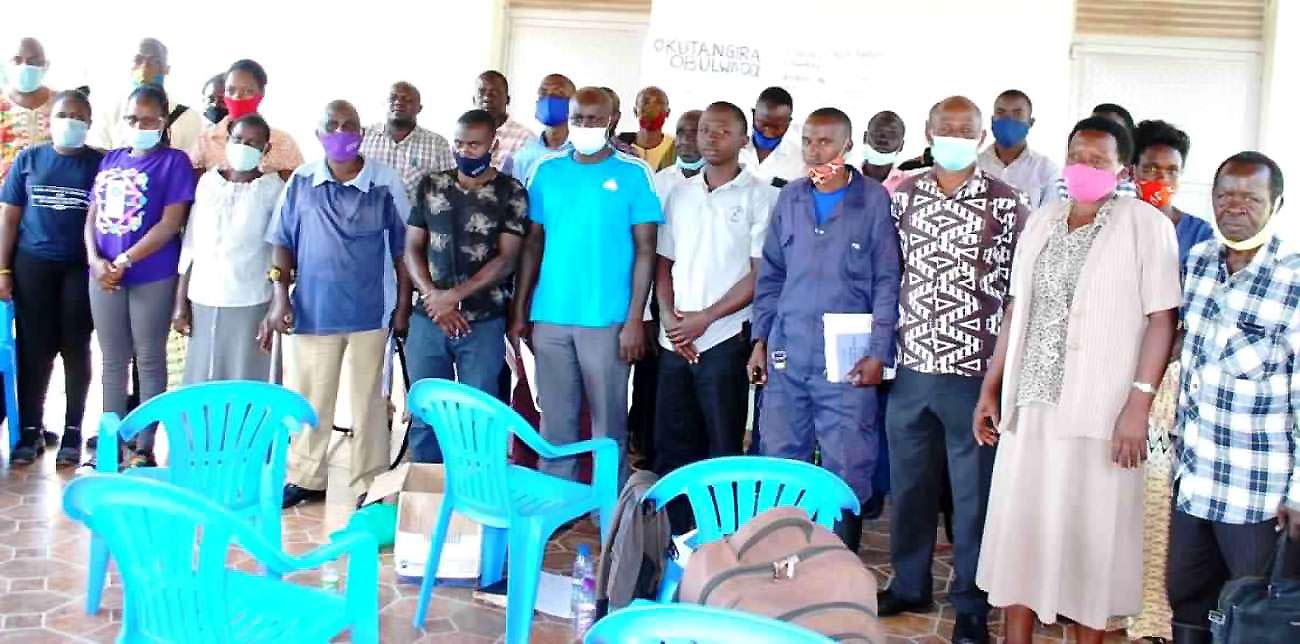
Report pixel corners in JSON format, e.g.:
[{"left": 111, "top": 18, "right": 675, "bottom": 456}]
[
  {"left": 568, "top": 125, "right": 609, "bottom": 155},
  {"left": 862, "top": 144, "right": 901, "bottom": 167},
  {"left": 1212, "top": 200, "right": 1283, "bottom": 251}
]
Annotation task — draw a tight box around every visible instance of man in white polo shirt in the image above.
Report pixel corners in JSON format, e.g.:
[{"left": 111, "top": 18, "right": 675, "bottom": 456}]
[
  {"left": 976, "top": 89, "right": 1058, "bottom": 209},
  {"left": 653, "top": 101, "right": 777, "bottom": 506}
]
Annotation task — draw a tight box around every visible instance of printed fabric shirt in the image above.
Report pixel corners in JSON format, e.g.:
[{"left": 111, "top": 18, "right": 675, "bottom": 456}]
[
  {"left": 492, "top": 116, "right": 536, "bottom": 170},
  {"left": 189, "top": 116, "right": 303, "bottom": 174},
  {"left": 92, "top": 147, "right": 197, "bottom": 286},
  {"left": 891, "top": 168, "right": 1030, "bottom": 377},
  {"left": 360, "top": 124, "right": 454, "bottom": 202},
  {"left": 1175, "top": 236, "right": 1300, "bottom": 524},
  {"left": 0, "top": 92, "right": 53, "bottom": 185},
  {"left": 408, "top": 169, "right": 529, "bottom": 322}
]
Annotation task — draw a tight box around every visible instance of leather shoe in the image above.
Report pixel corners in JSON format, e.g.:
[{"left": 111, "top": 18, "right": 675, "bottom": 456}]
[
  {"left": 952, "top": 614, "right": 989, "bottom": 644},
  {"left": 282, "top": 483, "right": 326, "bottom": 508},
  {"left": 876, "top": 589, "right": 933, "bottom": 617}
]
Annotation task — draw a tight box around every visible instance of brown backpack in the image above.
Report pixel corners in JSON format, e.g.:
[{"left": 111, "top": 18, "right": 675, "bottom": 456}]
[{"left": 678, "top": 507, "right": 883, "bottom": 643}]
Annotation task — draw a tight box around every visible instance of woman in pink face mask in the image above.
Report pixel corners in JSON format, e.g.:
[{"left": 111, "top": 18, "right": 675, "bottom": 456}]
[{"left": 970, "top": 117, "right": 1183, "bottom": 643}]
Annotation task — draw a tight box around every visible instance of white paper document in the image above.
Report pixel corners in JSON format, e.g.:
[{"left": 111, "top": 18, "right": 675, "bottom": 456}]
[
  {"left": 474, "top": 571, "right": 574, "bottom": 618},
  {"left": 823, "top": 313, "right": 895, "bottom": 383}
]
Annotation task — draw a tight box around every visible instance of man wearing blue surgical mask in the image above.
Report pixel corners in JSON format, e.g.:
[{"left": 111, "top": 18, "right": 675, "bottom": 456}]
[
  {"left": 977, "top": 89, "right": 1059, "bottom": 210},
  {"left": 738, "top": 86, "right": 804, "bottom": 187},
  {"left": 503, "top": 73, "right": 576, "bottom": 182},
  {"left": 1, "top": 38, "right": 53, "bottom": 186},
  {"left": 881, "top": 95, "right": 1030, "bottom": 644}
]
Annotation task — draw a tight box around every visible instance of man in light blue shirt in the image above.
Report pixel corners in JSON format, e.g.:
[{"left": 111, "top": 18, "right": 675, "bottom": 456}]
[
  {"left": 503, "top": 73, "right": 575, "bottom": 183},
  {"left": 510, "top": 87, "right": 663, "bottom": 484},
  {"left": 267, "top": 99, "right": 412, "bottom": 508}
]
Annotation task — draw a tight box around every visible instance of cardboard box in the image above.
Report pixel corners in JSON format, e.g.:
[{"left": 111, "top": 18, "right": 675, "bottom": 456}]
[{"left": 364, "top": 464, "right": 483, "bottom": 581}]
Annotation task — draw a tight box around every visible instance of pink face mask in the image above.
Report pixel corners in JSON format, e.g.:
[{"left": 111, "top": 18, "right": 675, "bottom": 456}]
[{"left": 1062, "top": 163, "right": 1119, "bottom": 203}]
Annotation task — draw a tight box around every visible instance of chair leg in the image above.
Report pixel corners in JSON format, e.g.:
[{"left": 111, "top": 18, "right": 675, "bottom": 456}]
[
  {"left": 412, "top": 504, "right": 454, "bottom": 629},
  {"left": 5, "top": 369, "right": 19, "bottom": 453},
  {"left": 86, "top": 535, "right": 109, "bottom": 614},
  {"left": 479, "top": 526, "right": 507, "bottom": 588},
  {"left": 504, "top": 519, "right": 548, "bottom": 644}
]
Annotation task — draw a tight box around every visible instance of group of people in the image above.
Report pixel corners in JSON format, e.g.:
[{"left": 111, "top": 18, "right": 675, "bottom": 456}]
[{"left": 1, "top": 34, "right": 1296, "bottom": 644}]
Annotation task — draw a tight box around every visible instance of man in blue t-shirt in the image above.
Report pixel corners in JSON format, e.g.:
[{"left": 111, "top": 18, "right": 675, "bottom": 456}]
[{"left": 510, "top": 87, "right": 663, "bottom": 486}]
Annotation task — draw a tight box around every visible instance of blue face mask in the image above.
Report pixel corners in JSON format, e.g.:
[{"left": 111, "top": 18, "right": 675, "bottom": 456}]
[
  {"left": 50, "top": 117, "right": 89, "bottom": 148},
  {"left": 676, "top": 155, "right": 705, "bottom": 171},
  {"left": 752, "top": 129, "right": 782, "bottom": 151},
  {"left": 535, "top": 96, "right": 569, "bottom": 127},
  {"left": 128, "top": 126, "right": 163, "bottom": 151},
  {"left": 454, "top": 151, "right": 492, "bottom": 178},
  {"left": 10, "top": 64, "right": 46, "bottom": 93},
  {"left": 990, "top": 117, "right": 1030, "bottom": 148}
]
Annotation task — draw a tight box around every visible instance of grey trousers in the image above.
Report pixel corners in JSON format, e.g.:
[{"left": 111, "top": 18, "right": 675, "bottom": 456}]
[
  {"left": 88, "top": 276, "right": 177, "bottom": 452},
  {"left": 532, "top": 323, "right": 630, "bottom": 485}
]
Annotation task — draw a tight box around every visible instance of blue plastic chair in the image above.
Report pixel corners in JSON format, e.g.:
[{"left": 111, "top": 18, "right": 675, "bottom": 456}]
[
  {"left": 641, "top": 456, "right": 861, "bottom": 602},
  {"left": 87, "top": 380, "right": 317, "bottom": 614},
  {"left": 64, "top": 474, "right": 378, "bottom": 644},
  {"left": 0, "top": 300, "right": 19, "bottom": 453},
  {"left": 406, "top": 378, "right": 619, "bottom": 644},
  {"left": 584, "top": 600, "right": 834, "bottom": 644}
]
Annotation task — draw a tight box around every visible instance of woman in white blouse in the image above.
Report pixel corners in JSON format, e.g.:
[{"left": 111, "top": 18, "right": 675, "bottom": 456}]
[{"left": 172, "top": 114, "right": 282, "bottom": 383}]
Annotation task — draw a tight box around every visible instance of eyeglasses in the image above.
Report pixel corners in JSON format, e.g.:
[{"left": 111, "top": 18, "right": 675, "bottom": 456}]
[{"left": 122, "top": 115, "right": 165, "bottom": 129}]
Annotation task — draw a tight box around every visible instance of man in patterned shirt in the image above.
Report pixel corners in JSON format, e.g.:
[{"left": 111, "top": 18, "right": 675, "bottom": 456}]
[
  {"left": 360, "top": 81, "right": 454, "bottom": 203},
  {"left": 403, "top": 109, "right": 528, "bottom": 463},
  {"left": 1167, "top": 151, "right": 1300, "bottom": 643},
  {"left": 474, "top": 70, "right": 534, "bottom": 170},
  {"left": 879, "top": 96, "right": 1029, "bottom": 644}
]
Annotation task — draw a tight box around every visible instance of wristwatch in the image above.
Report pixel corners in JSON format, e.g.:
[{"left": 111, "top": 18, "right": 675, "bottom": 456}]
[
  {"left": 1132, "top": 381, "right": 1156, "bottom": 395},
  {"left": 112, "top": 252, "right": 133, "bottom": 269},
  {"left": 267, "top": 266, "right": 283, "bottom": 284}
]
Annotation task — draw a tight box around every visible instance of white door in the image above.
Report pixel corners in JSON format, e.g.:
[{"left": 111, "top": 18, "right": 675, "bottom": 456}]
[
  {"left": 1070, "top": 39, "right": 1262, "bottom": 220},
  {"left": 504, "top": 8, "right": 650, "bottom": 134}
]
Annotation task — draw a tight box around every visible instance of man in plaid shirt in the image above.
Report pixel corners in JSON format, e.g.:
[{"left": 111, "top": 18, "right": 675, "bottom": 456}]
[{"left": 1168, "top": 151, "right": 1300, "bottom": 643}]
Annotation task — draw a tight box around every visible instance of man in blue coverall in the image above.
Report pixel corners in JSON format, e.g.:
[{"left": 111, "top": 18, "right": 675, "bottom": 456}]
[{"left": 748, "top": 107, "right": 901, "bottom": 552}]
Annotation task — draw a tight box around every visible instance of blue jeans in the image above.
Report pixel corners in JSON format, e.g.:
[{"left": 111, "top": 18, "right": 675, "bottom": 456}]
[{"left": 406, "top": 312, "right": 506, "bottom": 463}]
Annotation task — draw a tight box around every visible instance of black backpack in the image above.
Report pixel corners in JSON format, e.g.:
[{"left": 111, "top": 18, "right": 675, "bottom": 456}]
[{"left": 1210, "top": 535, "right": 1300, "bottom": 643}]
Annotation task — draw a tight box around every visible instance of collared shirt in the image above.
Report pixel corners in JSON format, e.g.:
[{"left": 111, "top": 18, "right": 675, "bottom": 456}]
[
  {"left": 0, "top": 91, "right": 52, "bottom": 184},
  {"left": 267, "top": 158, "right": 406, "bottom": 335},
  {"left": 408, "top": 170, "right": 529, "bottom": 322},
  {"left": 891, "top": 168, "right": 1030, "bottom": 377},
  {"left": 653, "top": 165, "right": 693, "bottom": 207},
  {"left": 658, "top": 168, "right": 777, "bottom": 353},
  {"left": 753, "top": 169, "right": 900, "bottom": 369},
  {"left": 359, "top": 124, "right": 454, "bottom": 202},
  {"left": 527, "top": 149, "right": 663, "bottom": 327},
  {"left": 1175, "top": 236, "right": 1300, "bottom": 524},
  {"left": 999, "top": 197, "right": 1181, "bottom": 439},
  {"left": 492, "top": 116, "right": 536, "bottom": 170},
  {"left": 977, "top": 145, "right": 1060, "bottom": 210},
  {"left": 635, "top": 134, "right": 676, "bottom": 172},
  {"left": 180, "top": 170, "right": 284, "bottom": 308},
  {"left": 94, "top": 99, "right": 204, "bottom": 155},
  {"left": 189, "top": 116, "right": 303, "bottom": 174},
  {"left": 738, "top": 136, "right": 806, "bottom": 187},
  {"left": 505, "top": 134, "right": 572, "bottom": 183}
]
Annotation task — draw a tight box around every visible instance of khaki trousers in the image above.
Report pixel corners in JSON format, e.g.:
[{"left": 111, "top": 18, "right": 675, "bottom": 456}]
[{"left": 286, "top": 329, "right": 389, "bottom": 495}]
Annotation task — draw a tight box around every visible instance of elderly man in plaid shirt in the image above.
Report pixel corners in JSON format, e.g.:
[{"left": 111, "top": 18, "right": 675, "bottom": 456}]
[{"left": 1167, "top": 151, "right": 1300, "bottom": 643}]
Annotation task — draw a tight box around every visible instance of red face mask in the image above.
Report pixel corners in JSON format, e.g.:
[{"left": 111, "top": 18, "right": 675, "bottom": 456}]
[
  {"left": 223, "top": 95, "right": 263, "bottom": 121},
  {"left": 1137, "top": 179, "right": 1175, "bottom": 210},
  {"left": 639, "top": 112, "right": 667, "bottom": 131}
]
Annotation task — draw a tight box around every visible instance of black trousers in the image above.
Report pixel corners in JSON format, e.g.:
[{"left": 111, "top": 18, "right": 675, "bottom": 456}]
[
  {"left": 627, "top": 338, "right": 659, "bottom": 470},
  {"left": 1166, "top": 507, "right": 1300, "bottom": 630},
  {"left": 12, "top": 252, "right": 93, "bottom": 430}
]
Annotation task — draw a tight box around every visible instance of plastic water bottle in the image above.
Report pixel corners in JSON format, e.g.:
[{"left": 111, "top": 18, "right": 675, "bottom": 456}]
[
  {"left": 320, "top": 562, "right": 340, "bottom": 591},
  {"left": 571, "top": 544, "right": 597, "bottom": 638}
]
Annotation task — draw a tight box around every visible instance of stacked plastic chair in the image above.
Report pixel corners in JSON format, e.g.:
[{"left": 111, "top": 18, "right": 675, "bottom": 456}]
[{"left": 585, "top": 600, "right": 834, "bottom": 643}]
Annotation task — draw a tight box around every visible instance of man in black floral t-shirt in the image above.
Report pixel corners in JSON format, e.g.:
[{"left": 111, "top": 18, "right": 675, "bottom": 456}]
[{"left": 404, "top": 109, "right": 528, "bottom": 463}]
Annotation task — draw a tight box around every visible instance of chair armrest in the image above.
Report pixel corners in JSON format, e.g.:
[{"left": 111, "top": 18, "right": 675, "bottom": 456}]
[
  {"left": 544, "top": 437, "right": 618, "bottom": 459},
  {"left": 96, "top": 413, "right": 123, "bottom": 473},
  {"left": 235, "top": 525, "right": 378, "bottom": 576}
]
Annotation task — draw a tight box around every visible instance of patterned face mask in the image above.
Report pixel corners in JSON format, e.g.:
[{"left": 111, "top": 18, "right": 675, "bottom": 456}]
[{"left": 807, "top": 144, "right": 848, "bottom": 186}]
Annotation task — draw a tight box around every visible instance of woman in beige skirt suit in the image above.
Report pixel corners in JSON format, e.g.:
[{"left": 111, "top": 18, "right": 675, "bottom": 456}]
[{"left": 970, "top": 117, "right": 1182, "bottom": 644}]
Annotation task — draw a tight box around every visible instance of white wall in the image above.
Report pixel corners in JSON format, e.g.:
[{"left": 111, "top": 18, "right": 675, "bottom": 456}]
[
  {"left": 1262, "top": 0, "right": 1298, "bottom": 241},
  {"left": 2, "top": 0, "right": 500, "bottom": 156}
]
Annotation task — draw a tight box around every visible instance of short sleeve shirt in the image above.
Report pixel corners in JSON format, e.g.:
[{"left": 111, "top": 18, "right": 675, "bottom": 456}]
[
  {"left": 408, "top": 170, "right": 528, "bottom": 321},
  {"left": 360, "top": 125, "right": 455, "bottom": 203},
  {"left": 92, "top": 147, "right": 196, "bottom": 285},
  {"left": 0, "top": 144, "right": 103, "bottom": 263},
  {"left": 527, "top": 150, "right": 663, "bottom": 327},
  {"left": 267, "top": 159, "right": 406, "bottom": 335},
  {"left": 189, "top": 116, "right": 303, "bottom": 174}
]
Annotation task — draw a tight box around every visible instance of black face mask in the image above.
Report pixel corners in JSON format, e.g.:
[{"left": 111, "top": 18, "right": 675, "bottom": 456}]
[{"left": 204, "top": 104, "right": 228, "bottom": 124}]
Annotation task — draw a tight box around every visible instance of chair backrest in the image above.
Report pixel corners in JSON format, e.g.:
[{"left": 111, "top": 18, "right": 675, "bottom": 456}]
[
  {"left": 584, "top": 601, "right": 834, "bottom": 644},
  {"left": 407, "top": 378, "right": 521, "bottom": 520},
  {"left": 117, "top": 381, "right": 316, "bottom": 510},
  {"left": 642, "top": 456, "right": 861, "bottom": 544},
  {"left": 64, "top": 475, "right": 251, "bottom": 644}
]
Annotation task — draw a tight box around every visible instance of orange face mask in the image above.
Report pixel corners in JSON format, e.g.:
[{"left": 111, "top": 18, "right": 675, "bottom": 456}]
[{"left": 1137, "top": 179, "right": 1175, "bottom": 210}]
